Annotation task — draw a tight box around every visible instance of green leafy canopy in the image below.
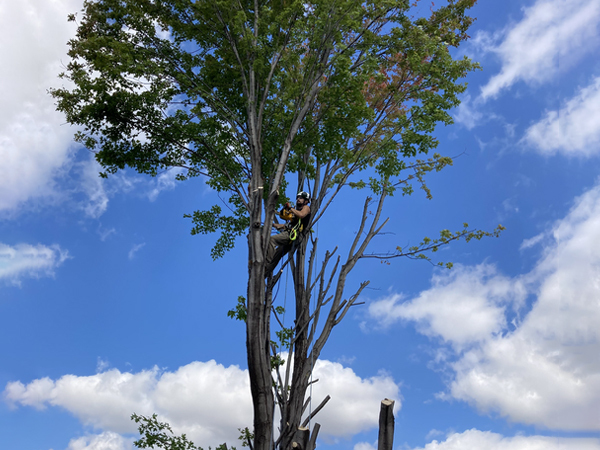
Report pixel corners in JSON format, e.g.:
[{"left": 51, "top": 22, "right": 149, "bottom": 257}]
[{"left": 52, "top": 0, "right": 482, "bottom": 259}]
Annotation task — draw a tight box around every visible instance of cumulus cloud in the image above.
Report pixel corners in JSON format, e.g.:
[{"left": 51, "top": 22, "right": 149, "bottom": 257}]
[
  {"left": 305, "top": 360, "right": 399, "bottom": 438},
  {"left": 368, "top": 184, "right": 600, "bottom": 430},
  {"left": 0, "top": 242, "right": 69, "bottom": 286},
  {"left": 455, "top": 0, "right": 600, "bottom": 131},
  {"left": 0, "top": 0, "right": 83, "bottom": 213},
  {"left": 0, "top": 1, "right": 200, "bottom": 220},
  {"left": 67, "top": 432, "right": 133, "bottom": 450},
  {"left": 4, "top": 359, "right": 399, "bottom": 447},
  {"left": 4, "top": 362, "right": 249, "bottom": 446},
  {"left": 522, "top": 77, "right": 600, "bottom": 156},
  {"left": 480, "top": 0, "right": 600, "bottom": 99},
  {"left": 449, "top": 185, "right": 600, "bottom": 430},
  {"left": 410, "top": 429, "right": 600, "bottom": 450},
  {"left": 368, "top": 265, "right": 526, "bottom": 350}
]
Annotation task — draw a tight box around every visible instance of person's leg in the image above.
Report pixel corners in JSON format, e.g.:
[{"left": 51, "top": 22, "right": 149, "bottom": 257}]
[{"left": 266, "top": 230, "right": 290, "bottom": 272}]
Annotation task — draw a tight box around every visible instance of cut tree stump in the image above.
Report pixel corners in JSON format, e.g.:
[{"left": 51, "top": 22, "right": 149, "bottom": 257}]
[{"left": 377, "top": 398, "right": 395, "bottom": 450}]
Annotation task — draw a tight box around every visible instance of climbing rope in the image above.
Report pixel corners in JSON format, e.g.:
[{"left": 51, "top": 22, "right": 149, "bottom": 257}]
[{"left": 308, "top": 221, "right": 319, "bottom": 432}]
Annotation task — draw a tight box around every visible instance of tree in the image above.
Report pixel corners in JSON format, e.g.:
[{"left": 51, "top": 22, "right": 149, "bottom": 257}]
[{"left": 52, "top": 1, "right": 500, "bottom": 449}]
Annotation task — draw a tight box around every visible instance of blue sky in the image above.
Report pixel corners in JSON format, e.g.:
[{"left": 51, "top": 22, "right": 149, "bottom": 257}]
[{"left": 1, "top": 0, "right": 600, "bottom": 449}]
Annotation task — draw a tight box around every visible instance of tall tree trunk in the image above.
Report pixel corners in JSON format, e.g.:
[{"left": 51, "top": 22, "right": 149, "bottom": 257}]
[
  {"left": 247, "top": 158, "right": 275, "bottom": 450},
  {"left": 247, "top": 263, "right": 274, "bottom": 450}
]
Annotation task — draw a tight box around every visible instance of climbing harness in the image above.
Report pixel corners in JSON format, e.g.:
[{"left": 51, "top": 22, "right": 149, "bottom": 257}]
[{"left": 288, "top": 220, "right": 303, "bottom": 241}]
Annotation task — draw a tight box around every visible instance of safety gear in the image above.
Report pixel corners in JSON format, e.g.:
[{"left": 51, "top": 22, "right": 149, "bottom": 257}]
[
  {"left": 288, "top": 220, "right": 302, "bottom": 241},
  {"left": 297, "top": 191, "right": 310, "bottom": 202}
]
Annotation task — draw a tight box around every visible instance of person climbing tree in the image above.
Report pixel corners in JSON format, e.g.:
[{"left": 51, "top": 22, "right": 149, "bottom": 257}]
[{"left": 266, "top": 191, "right": 311, "bottom": 274}]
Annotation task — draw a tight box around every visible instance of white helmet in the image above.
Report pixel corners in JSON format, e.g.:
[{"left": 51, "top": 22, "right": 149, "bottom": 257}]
[{"left": 297, "top": 191, "right": 310, "bottom": 202}]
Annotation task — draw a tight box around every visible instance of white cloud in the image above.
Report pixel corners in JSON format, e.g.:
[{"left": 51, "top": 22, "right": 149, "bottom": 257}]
[
  {"left": 0, "top": 1, "right": 192, "bottom": 218},
  {"left": 480, "top": 0, "right": 600, "bottom": 99},
  {"left": 410, "top": 429, "right": 600, "bottom": 450},
  {"left": 306, "top": 360, "right": 400, "bottom": 439},
  {"left": 449, "top": 185, "right": 600, "bottom": 430},
  {"left": 425, "top": 429, "right": 444, "bottom": 441},
  {"left": 4, "top": 359, "right": 399, "bottom": 447},
  {"left": 67, "top": 432, "right": 133, "bottom": 450},
  {"left": 354, "top": 442, "right": 376, "bottom": 450},
  {"left": 522, "top": 77, "right": 600, "bottom": 156},
  {"left": 452, "top": 94, "right": 504, "bottom": 131},
  {"left": 368, "top": 265, "right": 526, "bottom": 350},
  {"left": 0, "top": 0, "right": 83, "bottom": 213},
  {"left": 97, "top": 226, "right": 117, "bottom": 242},
  {"left": 78, "top": 157, "right": 110, "bottom": 219},
  {"left": 147, "top": 168, "right": 185, "bottom": 202},
  {"left": 520, "top": 232, "right": 545, "bottom": 250},
  {"left": 4, "top": 362, "right": 247, "bottom": 446},
  {"left": 0, "top": 242, "right": 69, "bottom": 286},
  {"left": 96, "top": 358, "right": 110, "bottom": 373},
  {"left": 368, "top": 184, "right": 600, "bottom": 430},
  {"left": 127, "top": 243, "right": 146, "bottom": 260},
  {"left": 452, "top": 94, "right": 484, "bottom": 130}
]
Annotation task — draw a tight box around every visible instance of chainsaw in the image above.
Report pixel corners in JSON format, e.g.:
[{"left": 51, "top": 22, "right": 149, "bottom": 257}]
[{"left": 277, "top": 203, "right": 294, "bottom": 221}]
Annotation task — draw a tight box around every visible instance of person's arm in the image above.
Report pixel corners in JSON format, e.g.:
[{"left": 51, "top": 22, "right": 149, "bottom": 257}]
[
  {"left": 272, "top": 223, "right": 286, "bottom": 230},
  {"left": 290, "top": 204, "right": 310, "bottom": 218}
]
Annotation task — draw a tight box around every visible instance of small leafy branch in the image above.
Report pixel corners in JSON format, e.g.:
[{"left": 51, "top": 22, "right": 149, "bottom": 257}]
[
  {"left": 227, "top": 296, "right": 247, "bottom": 322},
  {"left": 131, "top": 413, "right": 234, "bottom": 450},
  {"left": 185, "top": 203, "right": 249, "bottom": 260},
  {"left": 237, "top": 427, "right": 254, "bottom": 449},
  {"left": 364, "top": 223, "right": 506, "bottom": 267}
]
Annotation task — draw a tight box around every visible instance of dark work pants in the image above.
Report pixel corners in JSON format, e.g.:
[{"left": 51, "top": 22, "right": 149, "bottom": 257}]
[{"left": 266, "top": 230, "right": 292, "bottom": 272}]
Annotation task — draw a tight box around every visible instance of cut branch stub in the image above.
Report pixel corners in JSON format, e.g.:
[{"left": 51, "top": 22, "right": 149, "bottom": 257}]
[
  {"left": 307, "top": 423, "right": 320, "bottom": 450},
  {"left": 291, "top": 426, "right": 310, "bottom": 450},
  {"left": 301, "top": 395, "right": 330, "bottom": 428}
]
